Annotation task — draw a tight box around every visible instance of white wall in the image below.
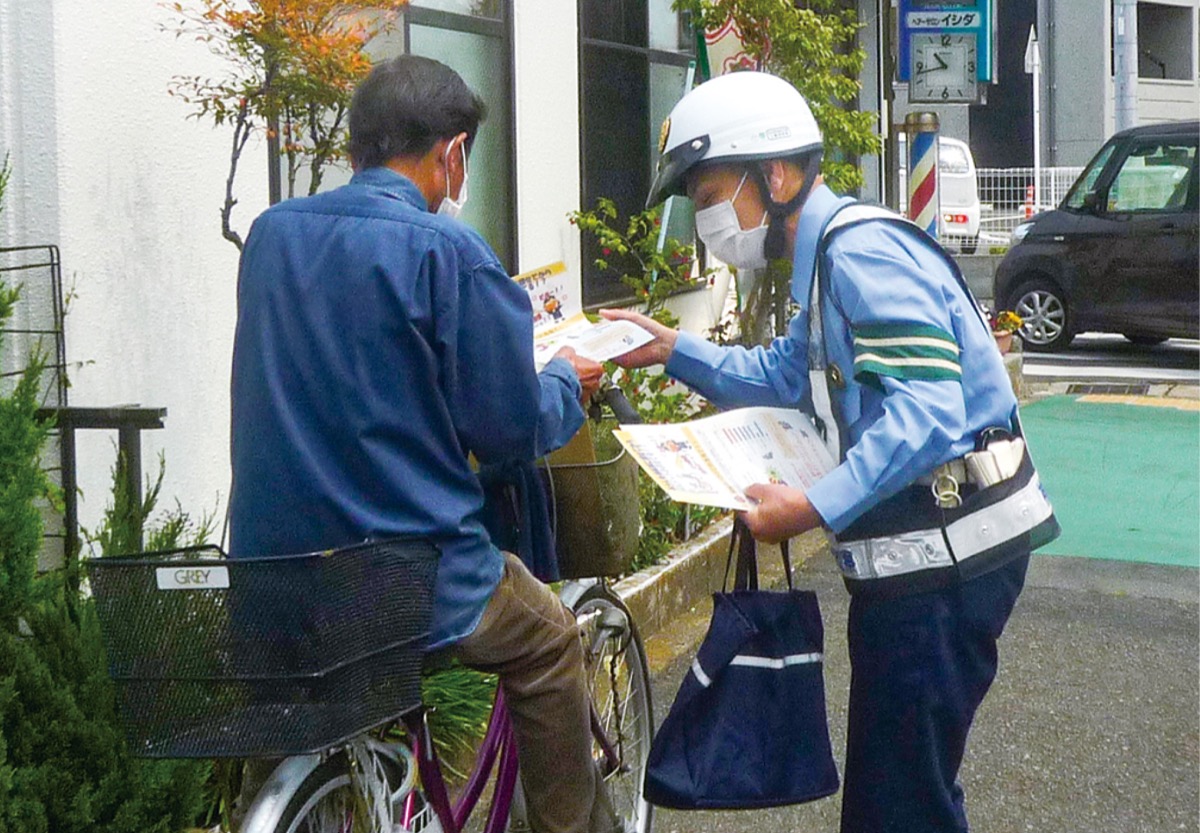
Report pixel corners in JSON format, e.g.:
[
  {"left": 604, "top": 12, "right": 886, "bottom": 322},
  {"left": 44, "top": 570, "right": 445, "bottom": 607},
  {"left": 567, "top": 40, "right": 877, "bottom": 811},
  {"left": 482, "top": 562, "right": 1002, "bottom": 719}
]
[
  {"left": 1, "top": 0, "right": 268, "bottom": 540},
  {"left": 512, "top": 0, "right": 582, "bottom": 276},
  {"left": 1103, "top": 0, "right": 1200, "bottom": 137},
  {"left": 0, "top": 0, "right": 731, "bottom": 548}
]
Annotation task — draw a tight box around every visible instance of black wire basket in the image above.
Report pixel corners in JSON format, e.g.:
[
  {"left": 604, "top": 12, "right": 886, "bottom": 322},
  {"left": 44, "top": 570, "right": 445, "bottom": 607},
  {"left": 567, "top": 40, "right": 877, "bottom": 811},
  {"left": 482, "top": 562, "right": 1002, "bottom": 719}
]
[{"left": 86, "top": 538, "right": 439, "bottom": 759}]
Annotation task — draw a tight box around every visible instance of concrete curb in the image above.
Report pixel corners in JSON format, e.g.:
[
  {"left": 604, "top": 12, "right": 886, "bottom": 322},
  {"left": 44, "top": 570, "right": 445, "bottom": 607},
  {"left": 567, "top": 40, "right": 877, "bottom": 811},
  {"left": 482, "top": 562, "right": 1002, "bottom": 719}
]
[{"left": 612, "top": 516, "right": 830, "bottom": 643}]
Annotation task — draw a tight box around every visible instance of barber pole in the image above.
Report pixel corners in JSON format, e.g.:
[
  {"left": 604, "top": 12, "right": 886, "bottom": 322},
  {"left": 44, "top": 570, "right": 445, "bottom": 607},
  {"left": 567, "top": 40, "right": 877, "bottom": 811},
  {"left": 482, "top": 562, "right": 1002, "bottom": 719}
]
[{"left": 904, "top": 112, "right": 940, "bottom": 237}]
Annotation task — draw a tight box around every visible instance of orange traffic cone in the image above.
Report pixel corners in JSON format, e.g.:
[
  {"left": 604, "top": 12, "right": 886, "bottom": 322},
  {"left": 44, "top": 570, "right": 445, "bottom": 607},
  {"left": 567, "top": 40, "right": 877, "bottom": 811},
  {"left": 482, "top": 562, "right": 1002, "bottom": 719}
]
[{"left": 1024, "top": 184, "right": 1035, "bottom": 218}]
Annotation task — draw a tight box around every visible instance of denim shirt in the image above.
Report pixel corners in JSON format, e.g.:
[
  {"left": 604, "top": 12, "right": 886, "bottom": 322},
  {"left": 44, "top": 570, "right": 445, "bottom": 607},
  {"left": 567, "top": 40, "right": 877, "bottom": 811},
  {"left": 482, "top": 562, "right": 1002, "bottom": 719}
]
[
  {"left": 230, "top": 167, "right": 584, "bottom": 648},
  {"left": 666, "top": 184, "right": 1017, "bottom": 533}
]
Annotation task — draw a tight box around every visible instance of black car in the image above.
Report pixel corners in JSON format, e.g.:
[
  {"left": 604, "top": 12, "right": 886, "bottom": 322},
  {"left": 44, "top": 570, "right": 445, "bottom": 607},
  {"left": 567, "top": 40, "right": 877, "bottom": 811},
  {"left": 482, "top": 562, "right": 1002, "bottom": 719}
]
[{"left": 994, "top": 120, "right": 1199, "bottom": 351}]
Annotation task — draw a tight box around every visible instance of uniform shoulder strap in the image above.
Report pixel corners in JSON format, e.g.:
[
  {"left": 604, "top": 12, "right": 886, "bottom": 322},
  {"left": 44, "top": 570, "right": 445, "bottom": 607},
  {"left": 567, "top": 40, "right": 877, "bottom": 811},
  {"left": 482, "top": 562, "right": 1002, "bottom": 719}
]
[
  {"left": 822, "top": 203, "right": 903, "bottom": 238},
  {"left": 819, "top": 201, "right": 993, "bottom": 335}
]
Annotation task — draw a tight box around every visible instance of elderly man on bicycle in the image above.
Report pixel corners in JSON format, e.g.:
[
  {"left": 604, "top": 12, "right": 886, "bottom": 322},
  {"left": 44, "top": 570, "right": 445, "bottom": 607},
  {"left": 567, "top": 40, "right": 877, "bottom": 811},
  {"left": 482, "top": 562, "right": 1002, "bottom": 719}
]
[{"left": 229, "top": 55, "right": 620, "bottom": 833}]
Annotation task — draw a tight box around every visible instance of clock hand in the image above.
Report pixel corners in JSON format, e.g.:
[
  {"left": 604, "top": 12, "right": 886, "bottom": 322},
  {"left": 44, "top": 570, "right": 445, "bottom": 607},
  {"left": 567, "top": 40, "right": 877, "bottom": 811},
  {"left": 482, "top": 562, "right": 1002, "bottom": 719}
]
[{"left": 934, "top": 52, "right": 949, "bottom": 71}]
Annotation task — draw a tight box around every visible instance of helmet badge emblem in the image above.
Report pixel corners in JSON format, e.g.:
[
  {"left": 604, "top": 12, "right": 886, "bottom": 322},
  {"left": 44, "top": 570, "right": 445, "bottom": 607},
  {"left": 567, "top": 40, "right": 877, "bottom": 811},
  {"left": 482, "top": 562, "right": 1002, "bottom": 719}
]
[{"left": 658, "top": 118, "right": 671, "bottom": 154}]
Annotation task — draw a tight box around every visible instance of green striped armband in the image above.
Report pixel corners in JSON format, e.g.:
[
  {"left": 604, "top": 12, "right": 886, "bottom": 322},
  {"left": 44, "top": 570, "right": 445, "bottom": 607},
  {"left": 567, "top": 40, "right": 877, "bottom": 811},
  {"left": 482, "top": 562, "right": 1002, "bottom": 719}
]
[{"left": 852, "top": 323, "right": 962, "bottom": 383}]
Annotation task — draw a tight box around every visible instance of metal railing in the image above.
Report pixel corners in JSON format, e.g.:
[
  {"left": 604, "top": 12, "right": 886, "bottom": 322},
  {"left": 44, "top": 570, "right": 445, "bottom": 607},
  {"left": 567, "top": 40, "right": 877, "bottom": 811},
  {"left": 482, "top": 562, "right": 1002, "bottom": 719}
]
[
  {"left": 975, "top": 166, "right": 1084, "bottom": 244},
  {"left": 897, "top": 165, "right": 1085, "bottom": 252}
]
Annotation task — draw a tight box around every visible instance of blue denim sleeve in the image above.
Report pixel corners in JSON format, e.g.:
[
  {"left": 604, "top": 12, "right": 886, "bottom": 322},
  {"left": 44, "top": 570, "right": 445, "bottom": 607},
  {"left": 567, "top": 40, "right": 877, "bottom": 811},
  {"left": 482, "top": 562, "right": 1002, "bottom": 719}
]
[
  {"left": 535, "top": 358, "right": 585, "bottom": 457},
  {"left": 450, "top": 258, "right": 559, "bottom": 464},
  {"left": 447, "top": 250, "right": 584, "bottom": 464}
]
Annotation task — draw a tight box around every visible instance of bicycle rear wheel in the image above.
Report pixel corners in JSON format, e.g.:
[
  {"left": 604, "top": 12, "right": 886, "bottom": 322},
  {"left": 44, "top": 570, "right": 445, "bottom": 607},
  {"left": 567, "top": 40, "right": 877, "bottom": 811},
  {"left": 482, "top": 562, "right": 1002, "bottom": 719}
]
[
  {"left": 268, "top": 743, "right": 443, "bottom": 833},
  {"left": 572, "top": 585, "right": 654, "bottom": 833}
]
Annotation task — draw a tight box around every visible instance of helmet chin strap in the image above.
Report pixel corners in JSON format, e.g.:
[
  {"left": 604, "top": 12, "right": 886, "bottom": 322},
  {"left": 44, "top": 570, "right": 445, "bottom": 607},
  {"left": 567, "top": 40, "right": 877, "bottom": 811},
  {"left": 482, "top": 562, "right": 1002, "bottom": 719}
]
[{"left": 752, "top": 153, "right": 823, "bottom": 262}]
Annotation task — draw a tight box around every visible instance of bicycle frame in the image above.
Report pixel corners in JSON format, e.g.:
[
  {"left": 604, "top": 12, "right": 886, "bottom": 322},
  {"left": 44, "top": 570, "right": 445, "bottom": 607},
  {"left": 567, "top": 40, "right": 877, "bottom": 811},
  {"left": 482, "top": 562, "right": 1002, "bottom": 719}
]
[
  {"left": 403, "top": 691, "right": 520, "bottom": 833},
  {"left": 239, "top": 578, "right": 639, "bottom": 833},
  {"left": 399, "top": 578, "right": 629, "bottom": 833}
]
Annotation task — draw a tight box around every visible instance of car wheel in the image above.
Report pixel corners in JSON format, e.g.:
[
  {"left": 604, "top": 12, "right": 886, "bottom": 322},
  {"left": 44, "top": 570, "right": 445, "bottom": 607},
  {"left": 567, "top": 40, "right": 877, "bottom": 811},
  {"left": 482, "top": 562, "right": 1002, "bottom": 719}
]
[
  {"left": 1124, "top": 334, "right": 1168, "bottom": 346},
  {"left": 961, "top": 236, "right": 978, "bottom": 255},
  {"left": 1008, "top": 278, "right": 1073, "bottom": 352}
]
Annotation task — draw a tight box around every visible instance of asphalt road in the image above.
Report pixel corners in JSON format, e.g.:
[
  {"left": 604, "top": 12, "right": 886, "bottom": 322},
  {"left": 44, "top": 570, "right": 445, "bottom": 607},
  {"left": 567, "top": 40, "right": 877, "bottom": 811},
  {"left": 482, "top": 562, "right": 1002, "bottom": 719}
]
[
  {"left": 1023, "top": 334, "right": 1200, "bottom": 385},
  {"left": 647, "top": 552, "right": 1200, "bottom": 833}
]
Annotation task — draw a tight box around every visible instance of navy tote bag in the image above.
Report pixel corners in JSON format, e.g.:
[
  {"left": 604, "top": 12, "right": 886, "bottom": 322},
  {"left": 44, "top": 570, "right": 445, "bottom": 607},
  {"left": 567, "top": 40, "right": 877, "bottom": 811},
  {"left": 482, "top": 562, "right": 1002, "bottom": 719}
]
[{"left": 644, "top": 519, "right": 840, "bottom": 809}]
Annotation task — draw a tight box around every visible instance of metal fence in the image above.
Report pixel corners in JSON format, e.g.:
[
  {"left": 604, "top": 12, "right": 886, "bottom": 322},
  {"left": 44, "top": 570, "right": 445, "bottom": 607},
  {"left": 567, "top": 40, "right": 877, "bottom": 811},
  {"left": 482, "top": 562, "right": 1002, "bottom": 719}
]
[
  {"left": 974, "top": 166, "right": 1084, "bottom": 244},
  {"left": 897, "top": 165, "right": 1085, "bottom": 252}
]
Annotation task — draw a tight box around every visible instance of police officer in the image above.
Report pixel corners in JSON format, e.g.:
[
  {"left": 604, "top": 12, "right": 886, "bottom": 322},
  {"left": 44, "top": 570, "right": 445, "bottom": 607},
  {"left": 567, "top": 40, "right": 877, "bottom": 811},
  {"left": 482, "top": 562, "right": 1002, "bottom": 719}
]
[{"left": 603, "top": 71, "right": 1059, "bottom": 832}]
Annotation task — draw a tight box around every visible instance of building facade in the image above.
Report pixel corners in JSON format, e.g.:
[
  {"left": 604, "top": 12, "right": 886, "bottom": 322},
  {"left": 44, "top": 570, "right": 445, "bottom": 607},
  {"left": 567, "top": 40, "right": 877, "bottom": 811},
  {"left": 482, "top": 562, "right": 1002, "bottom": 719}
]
[{"left": 0, "top": 0, "right": 722, "bottom": 534}]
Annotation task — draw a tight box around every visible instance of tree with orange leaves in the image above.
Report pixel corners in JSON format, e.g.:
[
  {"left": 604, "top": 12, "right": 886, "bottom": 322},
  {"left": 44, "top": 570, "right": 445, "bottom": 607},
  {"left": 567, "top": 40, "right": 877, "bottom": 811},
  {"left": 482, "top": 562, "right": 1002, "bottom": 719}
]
[{"left": 164, "top": 0, "right": 408, "bottom": 249}]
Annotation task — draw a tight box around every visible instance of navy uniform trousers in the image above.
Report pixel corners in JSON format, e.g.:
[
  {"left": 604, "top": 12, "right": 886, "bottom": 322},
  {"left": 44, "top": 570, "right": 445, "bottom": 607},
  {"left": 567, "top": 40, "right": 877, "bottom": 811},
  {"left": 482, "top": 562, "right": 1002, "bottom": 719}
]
[{"left": 839, "top": 552, "right": 1031, "bottom": 833}]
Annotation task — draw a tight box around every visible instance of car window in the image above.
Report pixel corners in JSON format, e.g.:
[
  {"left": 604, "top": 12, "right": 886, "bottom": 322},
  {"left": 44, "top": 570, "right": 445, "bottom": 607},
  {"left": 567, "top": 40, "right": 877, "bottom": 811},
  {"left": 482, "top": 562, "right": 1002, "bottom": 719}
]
[
  {"left": 938, "top": 142, "right": 970, "bottom": 174},
  {"left": 1064, "top": 141, "right": 1117, "bottom": 210},
  {"left": 1106, "top": 139, "right": 1198, "bottom": 213}
]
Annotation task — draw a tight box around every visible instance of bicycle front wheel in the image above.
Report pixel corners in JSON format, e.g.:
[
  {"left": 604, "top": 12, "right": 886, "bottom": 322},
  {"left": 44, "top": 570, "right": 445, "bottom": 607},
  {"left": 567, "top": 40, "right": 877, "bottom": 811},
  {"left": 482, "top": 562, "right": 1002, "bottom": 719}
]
[{"left": 572, "top": 585, "right": 654, "bottom": 833}]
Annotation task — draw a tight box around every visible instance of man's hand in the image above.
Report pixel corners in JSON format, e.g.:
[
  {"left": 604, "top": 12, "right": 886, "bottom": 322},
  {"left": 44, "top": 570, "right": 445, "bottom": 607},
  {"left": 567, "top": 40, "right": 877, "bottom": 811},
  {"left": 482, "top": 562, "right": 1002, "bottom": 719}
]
[
  {"left": 598, "top": 308, "right": 679, "bottom": 369},
  {"left": 739, "top": 483, "right": 827, "bottom": 544},
  {"left": 553, "top": 346, "right": 604, "bottom": 404}
]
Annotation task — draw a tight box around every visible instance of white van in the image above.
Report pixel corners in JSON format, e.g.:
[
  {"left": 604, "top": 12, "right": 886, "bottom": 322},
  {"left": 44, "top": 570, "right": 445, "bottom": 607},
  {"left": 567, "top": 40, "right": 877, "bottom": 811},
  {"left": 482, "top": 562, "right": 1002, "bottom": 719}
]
[{"left": 936, "top": 137, "right": 982, "bottom": 254}]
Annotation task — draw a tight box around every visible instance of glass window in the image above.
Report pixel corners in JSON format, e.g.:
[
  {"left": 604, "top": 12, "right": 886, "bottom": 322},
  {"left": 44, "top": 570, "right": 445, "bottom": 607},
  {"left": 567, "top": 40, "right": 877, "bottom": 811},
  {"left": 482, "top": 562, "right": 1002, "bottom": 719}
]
[
  {"left": 411, "top": 0, "right": 502, "bottom": 18},
  {"left": 366, "top": 3, "right": 515, "bottom": 269},
  {"left": 1064, "top": 140, "right": 1117, "bottom": 210},
  {"left": 938, "top": 141, "right": 970, "bottom": 174},
  {"left": 1107, "top": 140, "right": 1198, "bottom": 213},
  {"left": 579, "top": 0, "right": 695, "bottom": 306}
]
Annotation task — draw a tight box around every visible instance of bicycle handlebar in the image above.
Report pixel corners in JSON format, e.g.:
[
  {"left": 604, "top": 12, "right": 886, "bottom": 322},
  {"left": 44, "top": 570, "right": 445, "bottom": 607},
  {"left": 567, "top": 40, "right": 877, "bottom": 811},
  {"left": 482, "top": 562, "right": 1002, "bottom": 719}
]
[{"left": 589, "top": 379, "right": 642, "bottom": 426}]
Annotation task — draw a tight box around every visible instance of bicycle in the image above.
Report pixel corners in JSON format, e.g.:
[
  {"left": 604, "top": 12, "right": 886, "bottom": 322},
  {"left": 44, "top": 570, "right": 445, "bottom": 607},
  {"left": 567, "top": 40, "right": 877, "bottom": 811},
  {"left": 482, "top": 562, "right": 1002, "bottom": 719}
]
[{"left": 87, "top": 384, "right": 654, "bottom": 833}]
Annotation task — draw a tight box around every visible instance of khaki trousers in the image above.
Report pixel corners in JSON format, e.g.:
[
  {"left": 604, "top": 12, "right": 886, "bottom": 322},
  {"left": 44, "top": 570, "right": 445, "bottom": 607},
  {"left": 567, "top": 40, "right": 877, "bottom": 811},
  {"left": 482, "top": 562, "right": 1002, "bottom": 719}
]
[{"left": 455, "top": 552, "right": 616, "bottom": 833}]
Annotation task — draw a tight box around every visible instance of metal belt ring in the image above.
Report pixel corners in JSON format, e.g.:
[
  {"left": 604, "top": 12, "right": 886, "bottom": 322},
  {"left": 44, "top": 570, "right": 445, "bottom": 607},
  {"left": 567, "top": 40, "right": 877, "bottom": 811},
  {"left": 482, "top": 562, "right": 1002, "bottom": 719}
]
[{"left": 931, "top": 471, "right": 962, "bottom": 509}]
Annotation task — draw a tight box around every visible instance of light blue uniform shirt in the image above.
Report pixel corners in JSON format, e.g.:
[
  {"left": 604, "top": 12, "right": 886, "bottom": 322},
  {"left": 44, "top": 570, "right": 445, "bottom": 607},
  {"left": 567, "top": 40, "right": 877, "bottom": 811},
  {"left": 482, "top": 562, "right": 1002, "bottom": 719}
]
[
  {"left": 666, "top": 184, "right": 1017, "bottom": 533},
  {"left": 230, "top": 167, "right": 584, "bottom": 648}
]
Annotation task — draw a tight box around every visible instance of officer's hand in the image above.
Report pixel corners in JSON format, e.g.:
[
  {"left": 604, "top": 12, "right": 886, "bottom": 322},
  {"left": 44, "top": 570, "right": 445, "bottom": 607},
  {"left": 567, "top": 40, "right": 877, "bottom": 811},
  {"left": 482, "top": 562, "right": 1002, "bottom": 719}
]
[
  {"left": 739, "top": 483, "right": 826, "bottom": 545},
  {"left": 598, "top": 308, "right": 679, "bottom": 369},
  {"left": 553, "top": 346, "right": 604, "bottom": 404}
]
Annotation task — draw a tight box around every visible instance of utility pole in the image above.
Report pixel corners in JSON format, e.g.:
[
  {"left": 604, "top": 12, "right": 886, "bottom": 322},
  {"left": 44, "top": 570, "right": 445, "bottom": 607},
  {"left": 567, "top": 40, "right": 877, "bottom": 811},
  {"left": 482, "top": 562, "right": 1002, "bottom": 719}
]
[
  {"left": 882, "top": 0, "right": 900, "bottom": 211},
  {"left": 1025, "top": 27, "right": 1042, "bottom": 211},
  {"left": 1113, "top": 0, "right": 1139, "bottom": 133}
]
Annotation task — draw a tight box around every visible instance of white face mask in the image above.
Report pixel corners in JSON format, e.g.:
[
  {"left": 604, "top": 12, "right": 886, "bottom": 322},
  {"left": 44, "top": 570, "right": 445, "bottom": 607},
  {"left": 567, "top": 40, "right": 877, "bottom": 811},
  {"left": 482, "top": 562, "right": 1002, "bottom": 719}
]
[
  {"left": 694, "top": 172, "right": 768, "bottom": 270},
  {"left": 437, "top": 138, "right": 469, "bottom": 218}
]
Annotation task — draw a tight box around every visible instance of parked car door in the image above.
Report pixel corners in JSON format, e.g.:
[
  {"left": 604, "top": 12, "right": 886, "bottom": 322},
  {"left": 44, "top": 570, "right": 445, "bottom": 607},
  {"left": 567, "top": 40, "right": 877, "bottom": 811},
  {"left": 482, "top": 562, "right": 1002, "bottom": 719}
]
[
  {"left": 1095, "top": 135, "right": 1199, "bottom": 338},
  {"left": 1048, "top": 141, "right": 1122, "bottom": 330}
]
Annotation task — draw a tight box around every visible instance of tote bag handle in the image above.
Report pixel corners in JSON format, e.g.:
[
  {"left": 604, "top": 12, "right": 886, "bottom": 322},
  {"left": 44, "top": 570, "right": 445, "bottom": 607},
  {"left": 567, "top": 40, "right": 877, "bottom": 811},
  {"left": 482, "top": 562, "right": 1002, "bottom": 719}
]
[{"left": 723, "top": 516, "right": 793, "bottom": 593}]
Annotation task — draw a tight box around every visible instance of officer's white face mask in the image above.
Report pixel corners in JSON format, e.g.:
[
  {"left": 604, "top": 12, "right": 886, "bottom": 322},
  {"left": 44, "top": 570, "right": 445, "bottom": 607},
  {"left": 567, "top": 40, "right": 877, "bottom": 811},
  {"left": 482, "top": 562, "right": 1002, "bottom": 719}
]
[
  {"left": 437, "top": 138, "right": 469, "bottom": 219},
  {"left": 694, "top": 172, "right": 768, "bottom": 270}
]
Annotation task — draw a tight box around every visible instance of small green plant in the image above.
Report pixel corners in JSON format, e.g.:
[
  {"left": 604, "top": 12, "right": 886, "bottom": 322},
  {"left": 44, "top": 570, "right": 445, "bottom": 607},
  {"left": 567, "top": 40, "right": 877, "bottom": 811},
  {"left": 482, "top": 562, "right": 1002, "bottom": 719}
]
[
  {"left": 571, "top": 199, "right": 727, "bottom": 568},
  {"left": 569, "top": 199, "right": 710, "bottom": 327},
  {"left": 0, "top": 152, "right": 11, "bottom": 217}
]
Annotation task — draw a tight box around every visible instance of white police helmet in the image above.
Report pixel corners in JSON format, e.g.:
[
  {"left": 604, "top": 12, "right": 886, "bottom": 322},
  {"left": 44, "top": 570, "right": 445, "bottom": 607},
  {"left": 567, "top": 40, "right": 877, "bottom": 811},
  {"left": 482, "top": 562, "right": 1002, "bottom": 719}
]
[{"left": 648, "top": 71, "right": 823, "bottom": 208}]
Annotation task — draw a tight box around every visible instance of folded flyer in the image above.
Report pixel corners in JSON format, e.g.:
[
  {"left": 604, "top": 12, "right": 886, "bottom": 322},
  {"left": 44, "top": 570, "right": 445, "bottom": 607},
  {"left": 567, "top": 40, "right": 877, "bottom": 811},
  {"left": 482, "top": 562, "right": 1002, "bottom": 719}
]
[
  {"left": 532, "top": 312, "right": 653, "bottom": 368},
  {"left": 614, "top": 407, "right": 836, "bottom": 510},
  {"left": 514, "top": 261, "right": 652, "bottom": 368}
]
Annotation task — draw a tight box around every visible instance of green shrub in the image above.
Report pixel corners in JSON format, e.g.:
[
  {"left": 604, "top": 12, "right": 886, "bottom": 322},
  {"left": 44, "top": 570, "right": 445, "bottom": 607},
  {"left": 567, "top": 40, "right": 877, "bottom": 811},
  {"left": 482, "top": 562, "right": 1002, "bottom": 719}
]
[{"left": 0, "top": 278, "right": 210, "bottom": 833}]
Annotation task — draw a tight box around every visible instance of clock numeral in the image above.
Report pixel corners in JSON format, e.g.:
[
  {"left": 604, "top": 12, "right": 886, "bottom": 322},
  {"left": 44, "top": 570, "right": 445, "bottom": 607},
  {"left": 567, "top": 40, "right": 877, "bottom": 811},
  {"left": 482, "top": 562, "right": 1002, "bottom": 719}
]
[
  {"left": 941, "top": 34, "right": 951, "bottom": 47},
  {"left": 916, "top": 60, "right": 924, "bottom": 71},
  {"left": 941, "top": 87, "right": 950, "bottom": 100},
  {"left": 968, "top": 61, "right": 976, "bottom": 74}
]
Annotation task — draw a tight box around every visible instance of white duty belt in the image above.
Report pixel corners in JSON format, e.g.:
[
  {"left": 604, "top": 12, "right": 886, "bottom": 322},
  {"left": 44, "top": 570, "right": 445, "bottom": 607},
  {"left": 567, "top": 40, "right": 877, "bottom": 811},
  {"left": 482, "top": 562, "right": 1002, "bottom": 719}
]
[{"left": 831, "top": 469, "right": 1054, "bottom": 582}]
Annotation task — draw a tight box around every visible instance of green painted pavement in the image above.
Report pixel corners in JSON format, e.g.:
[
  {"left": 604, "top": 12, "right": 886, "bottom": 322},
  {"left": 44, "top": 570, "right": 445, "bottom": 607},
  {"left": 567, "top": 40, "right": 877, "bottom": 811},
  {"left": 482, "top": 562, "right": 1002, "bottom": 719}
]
[{"left": 1020, "top": 395, "right": 1199, "bottom": 568}]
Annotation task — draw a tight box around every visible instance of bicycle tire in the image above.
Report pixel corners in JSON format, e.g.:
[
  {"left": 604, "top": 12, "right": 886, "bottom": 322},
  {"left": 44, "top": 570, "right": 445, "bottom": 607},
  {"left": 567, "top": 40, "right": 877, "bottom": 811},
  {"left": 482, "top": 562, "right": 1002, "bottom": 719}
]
[
  {"left": 268, "top": 747, "right": 444, "bottom": 833},
  {"left": 572, "top": 584, "right": 655, "bottom": 833}
]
